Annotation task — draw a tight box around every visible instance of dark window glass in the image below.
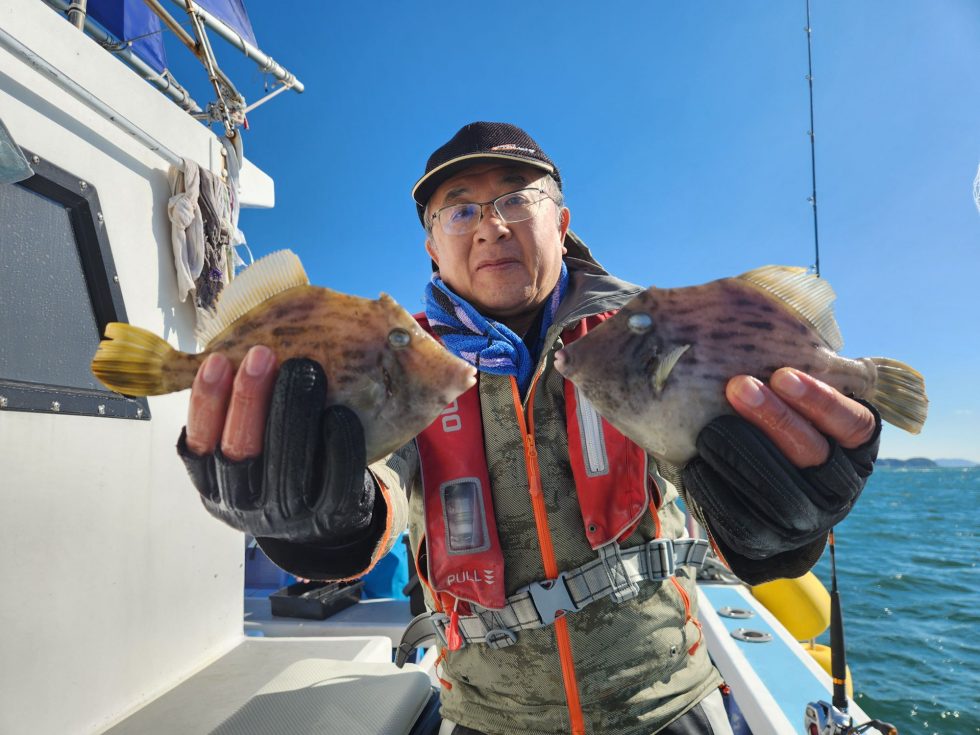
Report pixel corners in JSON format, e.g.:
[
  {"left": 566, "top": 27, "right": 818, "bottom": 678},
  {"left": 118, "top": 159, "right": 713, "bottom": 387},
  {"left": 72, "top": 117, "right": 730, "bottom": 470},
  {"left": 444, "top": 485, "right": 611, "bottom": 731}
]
[
  {"left": 0, "top": 151, "right": 148, "bottom": 419},
  {"left": 0, "top": 183, "right": 103, "bottom": 390}
]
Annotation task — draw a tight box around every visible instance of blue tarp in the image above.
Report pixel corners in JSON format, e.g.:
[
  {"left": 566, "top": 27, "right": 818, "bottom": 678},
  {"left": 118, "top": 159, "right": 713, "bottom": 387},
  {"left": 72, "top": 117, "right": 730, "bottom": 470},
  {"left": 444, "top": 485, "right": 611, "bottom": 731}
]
[
  {"left": 88, "top": 0, "right": 167, "bottom": 74},
  {"left": 197, "top": 0, "right": 257, "bottom": 47},
  {"left": 84, "top": 0, "right": 257, "bottom": 76}
]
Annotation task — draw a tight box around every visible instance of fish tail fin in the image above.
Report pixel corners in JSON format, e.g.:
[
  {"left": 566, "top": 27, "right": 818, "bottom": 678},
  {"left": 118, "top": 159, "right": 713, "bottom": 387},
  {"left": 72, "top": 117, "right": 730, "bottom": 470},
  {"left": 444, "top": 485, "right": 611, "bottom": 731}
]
[
  {"left": 868, "top": 357, "right": 928, "bottom": 434},
  {"left": 91, "top": 323, "right": 200, "bottom": 396}
]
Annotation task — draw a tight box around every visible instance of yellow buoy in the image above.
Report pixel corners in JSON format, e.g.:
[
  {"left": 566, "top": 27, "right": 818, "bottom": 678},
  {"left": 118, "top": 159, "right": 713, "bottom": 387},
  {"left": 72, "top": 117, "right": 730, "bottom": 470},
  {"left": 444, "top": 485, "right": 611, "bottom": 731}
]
[
  {"left": 751, "top": 573, "right": 855, "bottom": 697},
  {"left": 750, "top": 571, "right": 831, "bottom": 641},
  {"left": 802, "top": 642, "right": 854, "bottom": 698}
]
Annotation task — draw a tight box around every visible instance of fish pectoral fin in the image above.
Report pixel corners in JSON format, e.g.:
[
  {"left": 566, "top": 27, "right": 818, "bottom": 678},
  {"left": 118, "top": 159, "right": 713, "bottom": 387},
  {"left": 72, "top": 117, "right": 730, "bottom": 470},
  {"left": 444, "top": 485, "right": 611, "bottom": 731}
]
[
  {"left": 738, "top": 265, "right": 844, "bottom": 352},
  {"left": 652, "top": 344, "right": 690, "bottom": 393},
  {"left": 195, "top": 250, "right": 310, "bottom": 346}
]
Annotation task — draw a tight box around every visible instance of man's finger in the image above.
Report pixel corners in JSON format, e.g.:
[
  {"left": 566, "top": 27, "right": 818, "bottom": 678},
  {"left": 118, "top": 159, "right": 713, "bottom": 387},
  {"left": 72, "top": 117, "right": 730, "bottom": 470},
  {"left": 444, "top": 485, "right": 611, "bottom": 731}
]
[
  {"left": 726, "top": 375, "right": 829, "bottom": 468},
  {"left": 186, "top": 353, "right": 233, "bottom": 455},
  {"left": 221, "top": 346, "right": 279, "bottom": 461},
  {"left": 769, "top": 368, "right": 876, "bottom": 449}
]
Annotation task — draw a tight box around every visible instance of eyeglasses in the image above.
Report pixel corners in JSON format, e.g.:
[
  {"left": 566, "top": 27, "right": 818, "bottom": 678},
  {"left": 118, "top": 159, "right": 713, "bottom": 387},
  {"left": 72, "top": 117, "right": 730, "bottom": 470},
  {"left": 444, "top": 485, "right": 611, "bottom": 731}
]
[{"left": 429, "top": 187, "right": 556, "bottom": 236}]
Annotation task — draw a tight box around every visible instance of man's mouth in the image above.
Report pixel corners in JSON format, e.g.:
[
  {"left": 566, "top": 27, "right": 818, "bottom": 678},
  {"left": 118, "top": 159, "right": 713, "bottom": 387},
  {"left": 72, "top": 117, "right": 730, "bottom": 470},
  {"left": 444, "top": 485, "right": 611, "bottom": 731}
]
[{"left": 476, "top": 258, "right": 520, "bottom": 271}]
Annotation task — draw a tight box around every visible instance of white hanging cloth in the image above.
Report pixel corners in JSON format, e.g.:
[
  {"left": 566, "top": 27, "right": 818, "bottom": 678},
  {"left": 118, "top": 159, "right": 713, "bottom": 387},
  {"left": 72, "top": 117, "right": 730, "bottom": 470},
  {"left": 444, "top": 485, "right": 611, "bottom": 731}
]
[
  {"left": 167, "top": 158, "right": 205, "bottom": 303},
  {"left": 220, "top": 133, "right": 251, "bottom": 270}
]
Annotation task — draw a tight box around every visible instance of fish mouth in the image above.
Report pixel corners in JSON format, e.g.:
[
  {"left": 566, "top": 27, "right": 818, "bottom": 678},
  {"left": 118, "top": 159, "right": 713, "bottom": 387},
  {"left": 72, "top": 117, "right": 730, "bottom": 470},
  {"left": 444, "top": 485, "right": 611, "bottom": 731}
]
[
  {"left": 440, "top": 383, "right": 474, "bottom": 407},
  {"left": 442, "top": 363, "right": 476, "bottom": 405},
  {"left": 553, "top": 348, "right": 573, "bottom": 377}
]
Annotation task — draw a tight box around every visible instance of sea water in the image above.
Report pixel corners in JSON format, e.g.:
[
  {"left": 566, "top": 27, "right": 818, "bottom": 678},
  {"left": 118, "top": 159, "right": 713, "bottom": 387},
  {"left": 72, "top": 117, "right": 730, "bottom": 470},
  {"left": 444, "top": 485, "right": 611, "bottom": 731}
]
[{"left": 812, "top": 467, "right": 979, "bottom": 734}]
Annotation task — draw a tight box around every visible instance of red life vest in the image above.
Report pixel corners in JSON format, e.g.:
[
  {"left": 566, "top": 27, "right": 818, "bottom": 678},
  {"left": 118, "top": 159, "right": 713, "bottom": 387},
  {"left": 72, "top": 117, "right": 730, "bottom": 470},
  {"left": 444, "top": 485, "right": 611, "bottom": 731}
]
[{"left": 415, "top": 313, "right": 651, "bottom": 611}]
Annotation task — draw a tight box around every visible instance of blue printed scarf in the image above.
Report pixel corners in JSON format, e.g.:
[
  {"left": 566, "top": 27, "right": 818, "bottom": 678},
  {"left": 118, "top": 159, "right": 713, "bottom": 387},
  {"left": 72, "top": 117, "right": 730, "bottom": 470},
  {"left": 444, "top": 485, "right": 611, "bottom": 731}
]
[{"left": 424, "top": 262, "right": 569, "bottom": 395}]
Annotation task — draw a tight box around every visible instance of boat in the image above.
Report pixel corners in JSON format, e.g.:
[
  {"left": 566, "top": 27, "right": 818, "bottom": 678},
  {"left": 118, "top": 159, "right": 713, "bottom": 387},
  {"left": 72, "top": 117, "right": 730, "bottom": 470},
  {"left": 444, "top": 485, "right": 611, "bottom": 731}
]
[{"left": 0, "top": 2, "right": 894, "bottom": 733}]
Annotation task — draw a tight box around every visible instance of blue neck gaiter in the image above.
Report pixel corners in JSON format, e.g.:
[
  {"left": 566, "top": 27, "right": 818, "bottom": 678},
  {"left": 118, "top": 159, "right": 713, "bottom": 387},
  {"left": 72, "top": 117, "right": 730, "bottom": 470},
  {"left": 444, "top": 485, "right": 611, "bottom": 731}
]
[{"left": 424, "top": 262, "right": 569, "bottom": 395}]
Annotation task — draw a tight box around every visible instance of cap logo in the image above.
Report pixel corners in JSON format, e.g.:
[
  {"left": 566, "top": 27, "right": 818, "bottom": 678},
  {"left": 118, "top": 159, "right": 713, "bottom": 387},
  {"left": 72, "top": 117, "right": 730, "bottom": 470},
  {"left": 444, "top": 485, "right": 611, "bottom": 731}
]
[{"left": 490, "top": 144, "right": 536, "bottom": 154}]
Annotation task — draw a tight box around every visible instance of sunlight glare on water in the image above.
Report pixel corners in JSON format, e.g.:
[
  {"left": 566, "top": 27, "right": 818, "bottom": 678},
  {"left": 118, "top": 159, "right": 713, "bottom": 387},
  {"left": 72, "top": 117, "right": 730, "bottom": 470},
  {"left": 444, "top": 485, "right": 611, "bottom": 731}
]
[{"left": 813, "top": 468, "right": 979, "bottom": 734}]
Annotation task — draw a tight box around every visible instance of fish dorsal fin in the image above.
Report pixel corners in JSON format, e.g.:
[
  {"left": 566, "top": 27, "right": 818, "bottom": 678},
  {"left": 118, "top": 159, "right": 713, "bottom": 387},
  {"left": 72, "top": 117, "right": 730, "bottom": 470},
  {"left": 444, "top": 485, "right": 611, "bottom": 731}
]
[
  {"left": 737, "top": 265, "right": 844, "bottom": 351},
  {"left": 195, "top": 249, "right": 309, "bottom": 345}
]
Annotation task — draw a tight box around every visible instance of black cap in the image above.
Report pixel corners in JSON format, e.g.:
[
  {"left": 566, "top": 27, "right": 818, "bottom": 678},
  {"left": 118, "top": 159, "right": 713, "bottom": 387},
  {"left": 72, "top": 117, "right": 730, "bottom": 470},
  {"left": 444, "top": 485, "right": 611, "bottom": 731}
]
[{"left": 413, "top": 122, "right": 561, "bottom": 225}]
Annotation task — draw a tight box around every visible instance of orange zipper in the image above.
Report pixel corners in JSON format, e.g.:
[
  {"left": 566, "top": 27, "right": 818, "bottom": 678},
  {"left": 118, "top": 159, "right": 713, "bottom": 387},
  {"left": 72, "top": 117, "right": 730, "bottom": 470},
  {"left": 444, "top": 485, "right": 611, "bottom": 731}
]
[{"left": 509, "top": 376, "right": 585, "bottom": 734}]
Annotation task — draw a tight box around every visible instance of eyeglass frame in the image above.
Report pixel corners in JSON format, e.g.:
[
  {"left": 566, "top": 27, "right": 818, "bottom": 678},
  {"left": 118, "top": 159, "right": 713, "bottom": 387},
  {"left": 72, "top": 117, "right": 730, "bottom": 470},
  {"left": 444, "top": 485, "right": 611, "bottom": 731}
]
[{"left": 427, "top": 187, "right": 558, "bottom": 236}]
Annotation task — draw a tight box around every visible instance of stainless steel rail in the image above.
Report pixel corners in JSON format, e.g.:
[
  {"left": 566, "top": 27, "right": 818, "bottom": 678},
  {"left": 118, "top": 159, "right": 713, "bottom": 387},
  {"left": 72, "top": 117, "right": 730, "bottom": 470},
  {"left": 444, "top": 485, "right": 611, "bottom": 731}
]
[
  {"left": 42, "top": 0, "right": 202, "bottom": 113},
  {"left": 0, "top": 26, "right": 184, "bottom": 169}
]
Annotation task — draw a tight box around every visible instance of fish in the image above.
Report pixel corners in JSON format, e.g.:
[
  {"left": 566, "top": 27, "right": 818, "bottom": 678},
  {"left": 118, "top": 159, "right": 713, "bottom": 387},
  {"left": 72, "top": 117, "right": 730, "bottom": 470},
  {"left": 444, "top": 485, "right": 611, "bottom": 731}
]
[
  {"left": 91, "top": 250, "right": 476, "bottom": 462},
  {"left": 553, "top": 265, "right": 928, "bottom": 466}
]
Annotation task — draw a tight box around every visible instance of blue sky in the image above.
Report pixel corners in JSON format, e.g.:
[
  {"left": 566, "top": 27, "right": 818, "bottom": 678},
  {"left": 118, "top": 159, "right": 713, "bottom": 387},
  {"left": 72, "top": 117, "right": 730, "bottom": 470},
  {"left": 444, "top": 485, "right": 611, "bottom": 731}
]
[{"left": 164, "top": 1, "right": 980, "bottom": 461}]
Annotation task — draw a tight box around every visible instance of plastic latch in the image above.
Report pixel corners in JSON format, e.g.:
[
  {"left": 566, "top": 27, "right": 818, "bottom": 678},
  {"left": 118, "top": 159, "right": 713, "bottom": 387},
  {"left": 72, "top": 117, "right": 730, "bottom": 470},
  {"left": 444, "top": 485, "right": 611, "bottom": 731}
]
[
  {"left": 647, "top": 539, "right": 676, "bottom": 581},
  {"left": 527, "top": 573, "right": 578, "bottom": 622},
  {"left": 430, "top": 613, "right": 450, "bottom": 648}
]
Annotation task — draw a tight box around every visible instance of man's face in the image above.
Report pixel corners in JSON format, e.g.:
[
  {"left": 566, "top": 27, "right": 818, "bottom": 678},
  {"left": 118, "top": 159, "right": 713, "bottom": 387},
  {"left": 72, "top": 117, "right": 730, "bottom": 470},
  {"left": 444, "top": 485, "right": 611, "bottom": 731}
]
[{"left": 425, "top": 163, "right": 570, "bottom": 328}]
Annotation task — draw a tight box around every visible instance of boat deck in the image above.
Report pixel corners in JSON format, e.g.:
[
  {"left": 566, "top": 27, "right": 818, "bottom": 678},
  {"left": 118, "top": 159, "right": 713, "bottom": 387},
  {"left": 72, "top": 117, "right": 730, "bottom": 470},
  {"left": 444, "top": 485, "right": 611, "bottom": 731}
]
[
  {"left": 699, "top": 583, "right": 870, "bottom": 734},
  {"left": 103, "top": 637, "right": 432, "bottom": 735}
]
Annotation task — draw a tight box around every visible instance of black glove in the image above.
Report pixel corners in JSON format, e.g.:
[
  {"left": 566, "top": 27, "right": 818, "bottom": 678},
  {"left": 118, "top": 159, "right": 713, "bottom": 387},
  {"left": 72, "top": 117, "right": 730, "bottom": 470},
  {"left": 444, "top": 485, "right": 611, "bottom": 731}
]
[
  {"left": 177, "top": 358, "right": 380, "bottom": 546},
  {"left": 682, "top": 403, "right": 881, "bottom": 583}
]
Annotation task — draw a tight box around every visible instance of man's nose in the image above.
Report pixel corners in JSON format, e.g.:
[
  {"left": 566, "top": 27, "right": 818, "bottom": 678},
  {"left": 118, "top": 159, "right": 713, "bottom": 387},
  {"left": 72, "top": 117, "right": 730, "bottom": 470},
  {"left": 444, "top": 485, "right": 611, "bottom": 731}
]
[{"left": 475, "top": 204, "right": 509, "bottom": 242}]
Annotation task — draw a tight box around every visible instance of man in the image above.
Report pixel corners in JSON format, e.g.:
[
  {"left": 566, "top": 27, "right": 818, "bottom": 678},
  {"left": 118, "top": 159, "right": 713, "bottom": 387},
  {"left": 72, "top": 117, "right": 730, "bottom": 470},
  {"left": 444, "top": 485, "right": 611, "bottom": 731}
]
[{"left": 179, "top": 122, "right": 879, "bottom": 734}]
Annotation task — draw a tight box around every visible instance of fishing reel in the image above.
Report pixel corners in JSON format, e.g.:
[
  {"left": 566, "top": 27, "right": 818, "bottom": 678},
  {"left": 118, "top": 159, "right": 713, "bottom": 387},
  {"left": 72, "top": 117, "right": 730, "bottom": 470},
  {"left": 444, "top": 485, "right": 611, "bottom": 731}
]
[{"left": 805, "top": 701, "right": 897, "bottom": 735}]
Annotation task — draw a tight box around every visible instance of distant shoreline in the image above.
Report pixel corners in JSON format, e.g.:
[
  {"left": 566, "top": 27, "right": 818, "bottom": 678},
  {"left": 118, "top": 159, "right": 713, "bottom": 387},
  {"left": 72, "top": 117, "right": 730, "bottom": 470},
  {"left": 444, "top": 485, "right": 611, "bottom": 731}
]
[{"left": 877, "top": 457, "right": 978, "bottom": 469}]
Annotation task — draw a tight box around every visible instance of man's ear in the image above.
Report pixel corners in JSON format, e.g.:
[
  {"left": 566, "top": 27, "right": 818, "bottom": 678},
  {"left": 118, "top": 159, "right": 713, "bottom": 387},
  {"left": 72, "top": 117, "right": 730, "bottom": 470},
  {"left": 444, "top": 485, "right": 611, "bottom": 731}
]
[
  {"left": 425, "top": 237, "right": 440, "bottom": 267},
  {"left": 559, "top": 208, "right": 571, "bottom": 254}
]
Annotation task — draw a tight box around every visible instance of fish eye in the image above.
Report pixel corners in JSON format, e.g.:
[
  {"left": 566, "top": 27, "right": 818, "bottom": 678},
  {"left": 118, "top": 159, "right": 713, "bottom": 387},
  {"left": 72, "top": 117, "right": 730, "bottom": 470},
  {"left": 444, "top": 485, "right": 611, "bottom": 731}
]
[
  {"left": 627, "top": 313, "right": 653, "bottom": 334},
  {"left": 388, "top": 328, "right": 411, "bottom": 349}
]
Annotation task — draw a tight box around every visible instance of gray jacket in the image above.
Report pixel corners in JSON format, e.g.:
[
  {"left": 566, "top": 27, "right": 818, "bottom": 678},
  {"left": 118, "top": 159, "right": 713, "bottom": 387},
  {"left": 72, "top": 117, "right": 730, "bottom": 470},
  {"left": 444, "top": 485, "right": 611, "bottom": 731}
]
[{"left": 263, "top": 236, "right": 722, "bottom": 734}]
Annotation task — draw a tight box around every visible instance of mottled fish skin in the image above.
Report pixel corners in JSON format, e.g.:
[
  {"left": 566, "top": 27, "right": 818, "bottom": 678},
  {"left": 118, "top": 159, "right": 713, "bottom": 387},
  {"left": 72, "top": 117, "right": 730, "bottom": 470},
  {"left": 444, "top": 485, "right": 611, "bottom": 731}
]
[
  {"left": 199, "top": 286, "right": 475, "bottom": 462},
  {"left": 91, "top": 249, "right": 477, "bottom": 463},
  {"left": 196, "top": 286, "right": 475, "bottom": 463},
  {"left": 555, "top": 277, "right": 877, "bottom": 466}
]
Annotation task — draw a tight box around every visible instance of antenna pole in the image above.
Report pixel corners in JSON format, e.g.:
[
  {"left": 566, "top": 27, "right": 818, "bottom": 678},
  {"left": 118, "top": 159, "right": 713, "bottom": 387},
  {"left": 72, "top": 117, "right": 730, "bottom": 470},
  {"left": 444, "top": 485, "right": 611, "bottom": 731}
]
[{"left": 805, "top": 0, "right": 821, "bottom": 277}]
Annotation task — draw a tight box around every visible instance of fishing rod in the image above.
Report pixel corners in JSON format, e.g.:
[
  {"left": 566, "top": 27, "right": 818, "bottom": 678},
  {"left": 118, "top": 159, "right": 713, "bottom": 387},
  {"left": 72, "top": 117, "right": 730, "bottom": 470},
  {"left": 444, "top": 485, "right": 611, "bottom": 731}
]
[
  {"left": 804, "top": 534, "right": 895, "bottom": 735},
  {"left": 828, "top": 532, "right": 848, "bottom": 712},
  {"left": 804, "top": 0, "right": 821, "bottom": 277},
  {"left": 799, "top": 7, "right": 897, "bottom": 734}
]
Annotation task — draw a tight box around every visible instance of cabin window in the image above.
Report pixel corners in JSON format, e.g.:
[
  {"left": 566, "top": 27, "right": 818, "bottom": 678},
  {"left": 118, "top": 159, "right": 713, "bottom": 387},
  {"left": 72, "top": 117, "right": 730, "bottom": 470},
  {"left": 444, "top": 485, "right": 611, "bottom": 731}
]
[{"left": 0, "top": 151, "right": 149, "bottom": 419}]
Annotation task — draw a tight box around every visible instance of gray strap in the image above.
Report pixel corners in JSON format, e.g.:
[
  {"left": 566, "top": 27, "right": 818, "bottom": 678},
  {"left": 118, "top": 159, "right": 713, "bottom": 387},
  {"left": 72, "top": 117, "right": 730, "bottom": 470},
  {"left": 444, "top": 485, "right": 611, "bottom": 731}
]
[
  {"left": 598, "top": 542, "right": 641, "bottom": 603},
  {"left": 434, "top": 538, "right": 710, "bottom": 649},
  {"left": 395, "top": 612, "right": 438, "bottom": 667}
]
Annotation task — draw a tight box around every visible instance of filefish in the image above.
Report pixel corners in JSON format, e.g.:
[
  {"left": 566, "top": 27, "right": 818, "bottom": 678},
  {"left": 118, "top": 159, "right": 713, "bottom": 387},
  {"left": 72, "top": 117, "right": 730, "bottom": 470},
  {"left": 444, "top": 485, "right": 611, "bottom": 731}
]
[
  {"left": 553, "top": 266, "right": 928, "bottom": 466},
  {"left": 91, "top": 250, "right": 476, "bottom": 462}
]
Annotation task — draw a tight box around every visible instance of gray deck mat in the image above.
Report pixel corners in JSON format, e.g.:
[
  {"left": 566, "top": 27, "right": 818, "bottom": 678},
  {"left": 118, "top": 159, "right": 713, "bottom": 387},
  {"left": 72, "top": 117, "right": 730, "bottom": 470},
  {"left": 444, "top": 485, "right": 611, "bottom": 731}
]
[{"left": 105, "top": 639, "right": 431, "bottom": 735}]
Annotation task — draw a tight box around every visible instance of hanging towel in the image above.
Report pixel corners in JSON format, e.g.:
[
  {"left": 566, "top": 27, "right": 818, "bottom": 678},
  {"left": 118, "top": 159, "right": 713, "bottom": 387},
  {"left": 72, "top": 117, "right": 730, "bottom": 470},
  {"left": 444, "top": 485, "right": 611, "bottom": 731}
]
[
  {"left": 167, "top": 158, "right": 205, "bottom": 303},
  {"left": 195, "top": 165, "right": 232, "bottom": 311},
  {"left": 220, "top": 133, "right": 250, "bottom": 270}
]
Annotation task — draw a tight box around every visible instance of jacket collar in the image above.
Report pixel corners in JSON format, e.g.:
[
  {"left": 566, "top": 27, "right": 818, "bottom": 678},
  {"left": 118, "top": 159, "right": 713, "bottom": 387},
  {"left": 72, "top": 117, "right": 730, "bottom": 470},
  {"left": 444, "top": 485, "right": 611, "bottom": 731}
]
[{"left": 551, "top": 231, "right": 644, "bottom": 336}]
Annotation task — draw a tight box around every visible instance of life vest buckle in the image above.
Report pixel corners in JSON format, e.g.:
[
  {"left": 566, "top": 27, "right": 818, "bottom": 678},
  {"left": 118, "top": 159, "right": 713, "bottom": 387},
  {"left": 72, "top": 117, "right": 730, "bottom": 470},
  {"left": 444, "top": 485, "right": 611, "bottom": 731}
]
[
  {"left": 526, "top": 572, "right": 581, "bottom": 623},
  {"left": 430, "top": 612, "right": 455, "bottom": 650}
]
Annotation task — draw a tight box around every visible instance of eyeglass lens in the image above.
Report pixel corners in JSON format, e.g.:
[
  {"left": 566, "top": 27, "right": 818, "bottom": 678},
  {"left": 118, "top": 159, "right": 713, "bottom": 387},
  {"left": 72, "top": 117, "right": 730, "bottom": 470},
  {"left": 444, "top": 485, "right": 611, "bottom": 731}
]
[{"left": 437, "top": 188, "right": 547, "bottom": 235}]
